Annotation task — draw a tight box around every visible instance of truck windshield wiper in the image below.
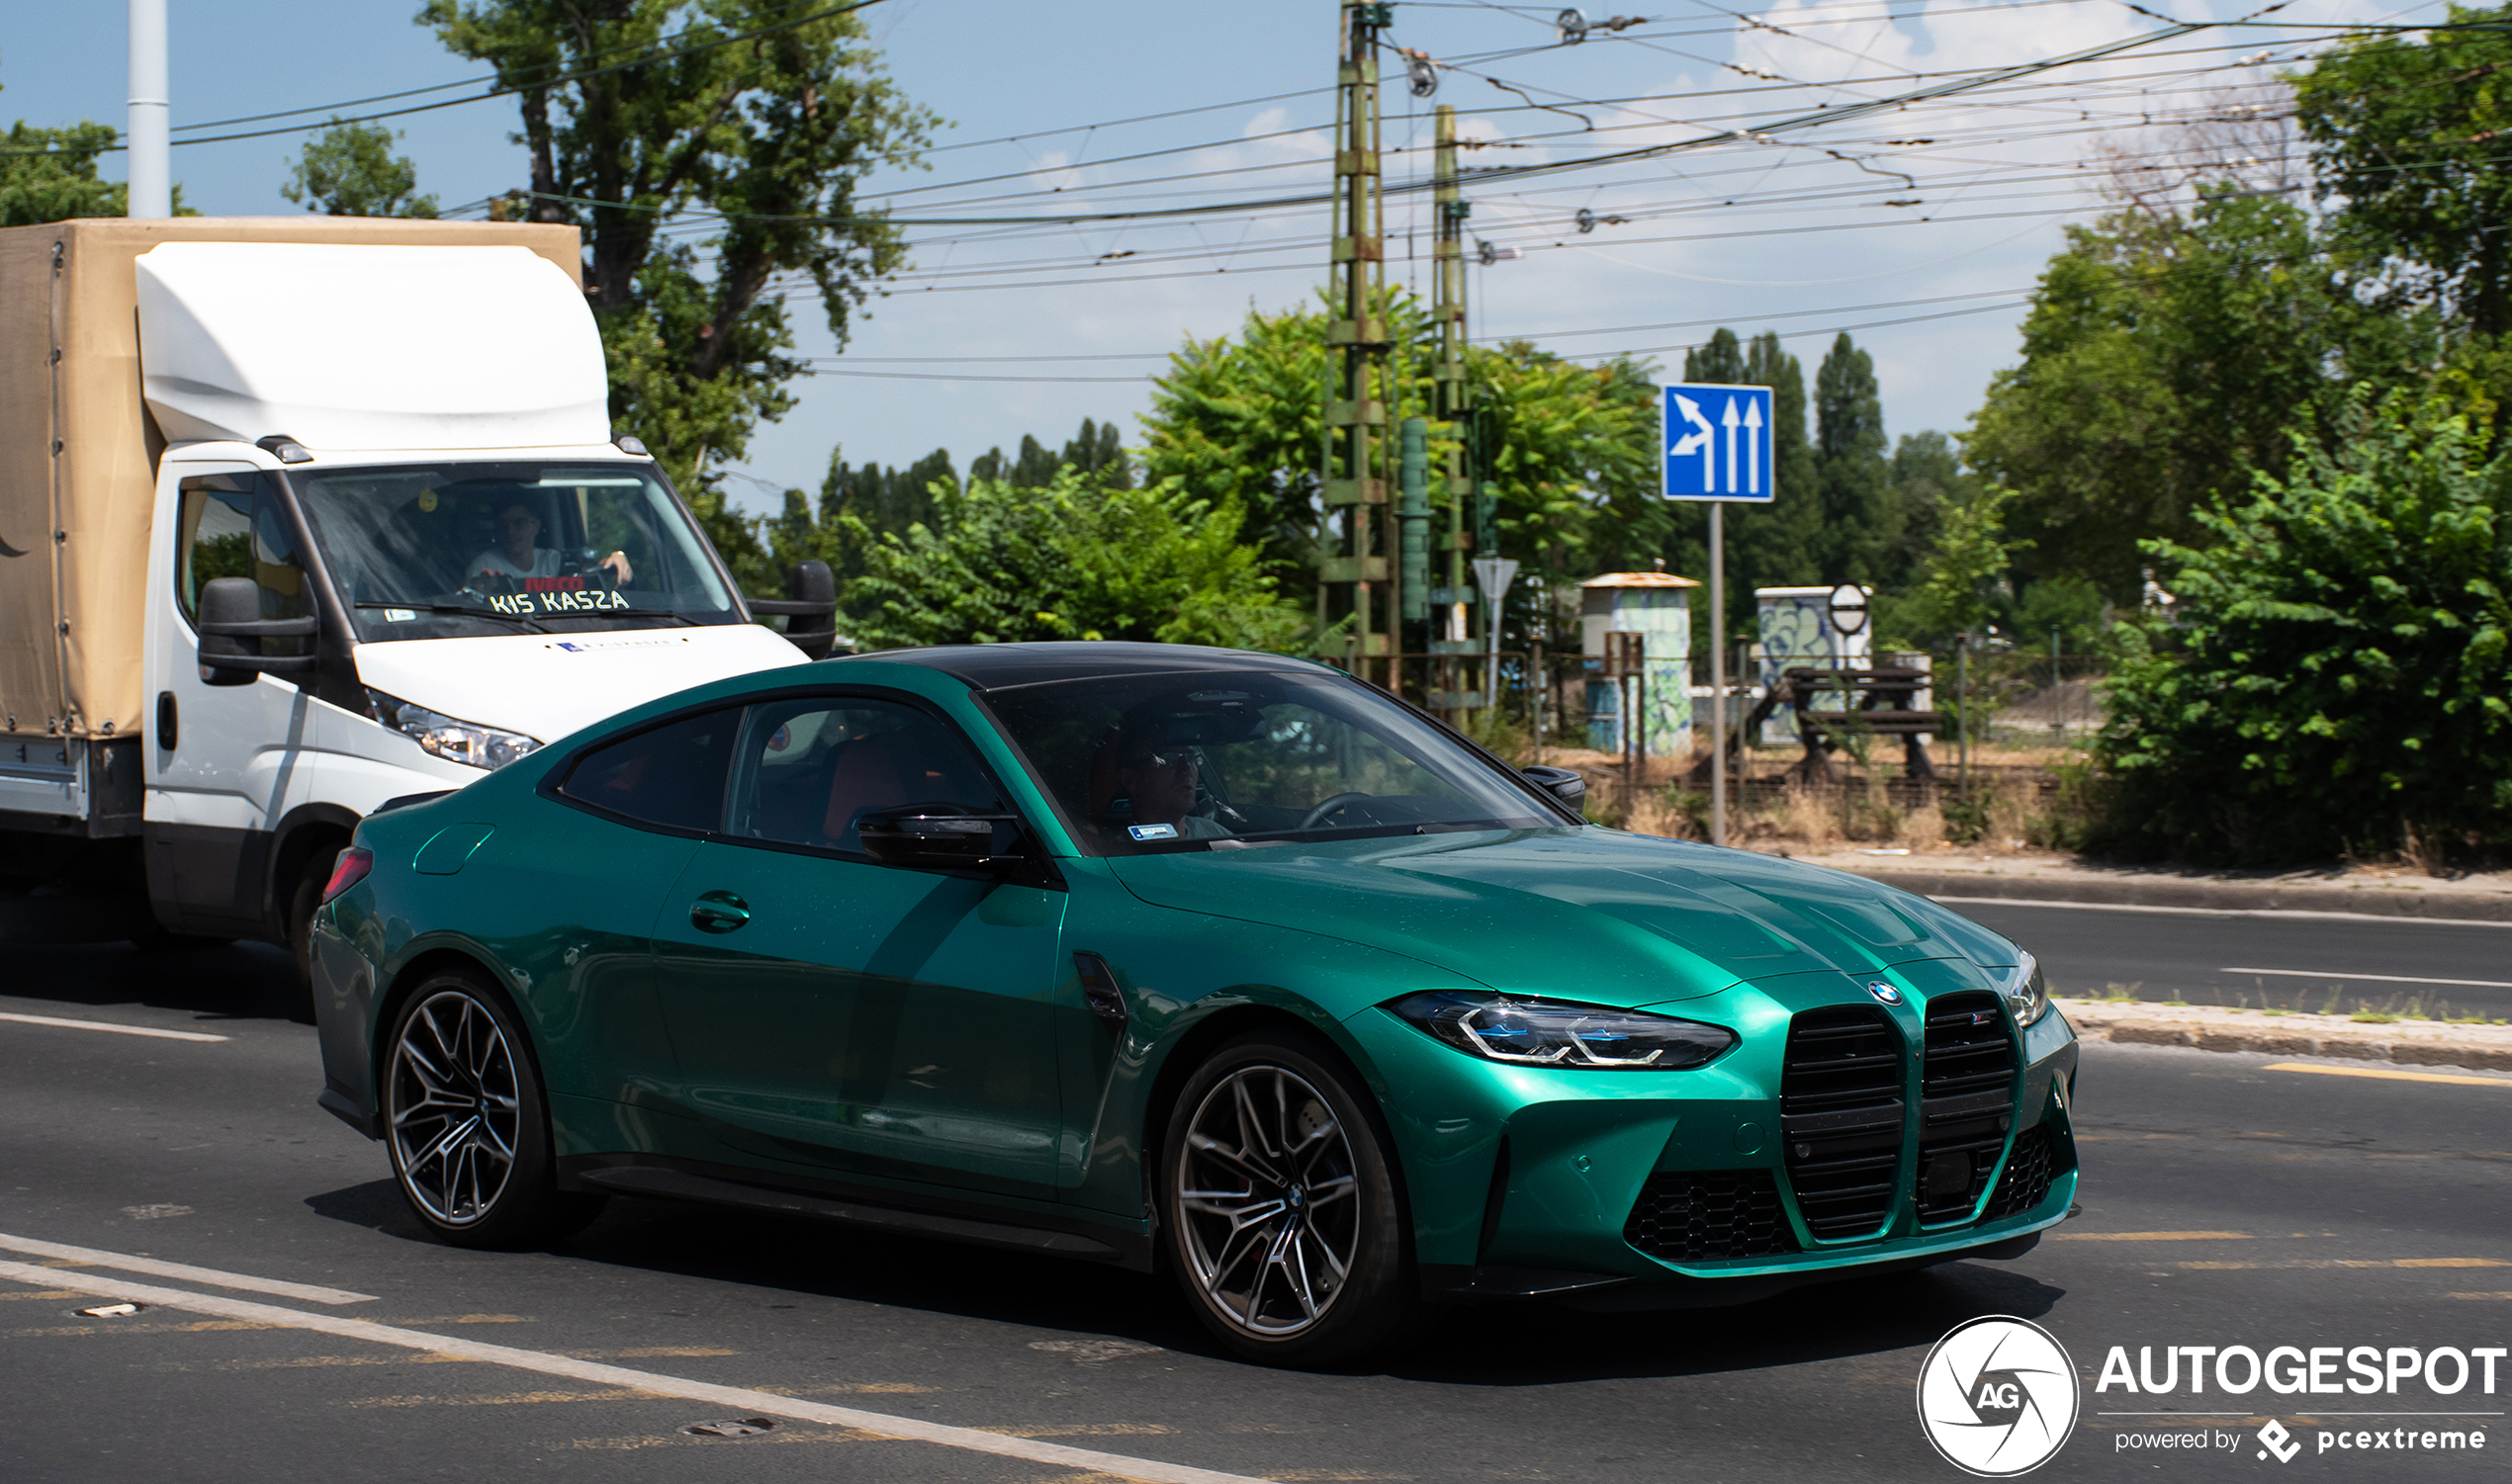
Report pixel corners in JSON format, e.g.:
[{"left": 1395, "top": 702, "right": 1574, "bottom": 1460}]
[
  {"left": 355, "top": 600, "right": 549, "bottom": 634},
  {"left": 596, "top": 608, "right": 703, "bottom": 627}
]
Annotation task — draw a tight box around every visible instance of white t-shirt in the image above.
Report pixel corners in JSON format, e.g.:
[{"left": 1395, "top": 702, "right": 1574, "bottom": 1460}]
[{"left": 468, "top": 547, "right": 563, "bottom": 581}]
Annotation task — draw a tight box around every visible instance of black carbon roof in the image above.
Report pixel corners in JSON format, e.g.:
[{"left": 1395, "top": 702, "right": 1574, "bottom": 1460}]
[{"left": 835, "top": 641, "right": 1327, "bottom": 691}]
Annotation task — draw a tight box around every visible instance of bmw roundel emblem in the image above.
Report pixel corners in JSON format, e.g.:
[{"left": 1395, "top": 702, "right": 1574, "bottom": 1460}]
[{"left": 1866, "top": 982, "right": 1904, "bottom": 1005}]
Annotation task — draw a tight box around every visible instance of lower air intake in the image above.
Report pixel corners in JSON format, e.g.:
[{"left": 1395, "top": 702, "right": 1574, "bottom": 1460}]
[
  {"left": 1985, "top": 1124, "right": 2062, "bottom": 1220},
  {"left": 1624, "top": 1169, "right": 1799, "bottom": 1262}
]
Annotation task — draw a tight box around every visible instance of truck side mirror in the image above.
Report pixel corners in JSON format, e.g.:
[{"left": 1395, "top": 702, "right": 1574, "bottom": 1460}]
[
  {"left": 1522, "top": 764, "right": 1585, "bottom": 808},
  {"left": 748, "top": 561, "right": 841, "bottom": 660},
  {"left": 198, "top": 576, "right": 264, "bottom": 687},
  {"left": 196, "top": 575, "right": 319, "bottom": 686}
]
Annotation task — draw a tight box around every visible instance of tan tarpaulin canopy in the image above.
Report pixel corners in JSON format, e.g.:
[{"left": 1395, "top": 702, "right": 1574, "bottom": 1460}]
[{"left": 0, "top": 217, "right": 582, "bottom": 744}]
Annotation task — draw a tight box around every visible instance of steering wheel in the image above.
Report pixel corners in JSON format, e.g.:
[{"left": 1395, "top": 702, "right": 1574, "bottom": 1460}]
[{"left": 1300, "top": 791, "right": 1376, "bottom": 830}]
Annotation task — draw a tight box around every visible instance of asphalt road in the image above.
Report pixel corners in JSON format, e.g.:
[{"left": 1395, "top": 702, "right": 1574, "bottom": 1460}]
[
  {"left": 1959, "top": 900, "right": 2512, "bottom": 1022},
  {"left": 1, "top": 917, "right": 2507, "bottom": 1483}
]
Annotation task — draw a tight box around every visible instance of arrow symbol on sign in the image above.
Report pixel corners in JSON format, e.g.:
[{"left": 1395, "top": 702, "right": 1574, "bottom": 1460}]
[
  {"left": 1743, "top": 397, "right": 1763, "bottom": 494},
  {"left": 1670, "top": 394, "right": 1715, "bottom": 492},
  {"left": 1721, "top": 397, "right": 1740, "bottom": 494}
]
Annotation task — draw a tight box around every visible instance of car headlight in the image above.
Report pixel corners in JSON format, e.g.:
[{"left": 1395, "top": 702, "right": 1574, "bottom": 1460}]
[
  {"left": 1389, "top": 991, "right": 1737, "bottom": 1070},
  {"left": 367, "top": 689, "right": 542, "bottom": 771},
  {"left": 1995, "top": 950, "right": 2051, "bottom": 1026}
]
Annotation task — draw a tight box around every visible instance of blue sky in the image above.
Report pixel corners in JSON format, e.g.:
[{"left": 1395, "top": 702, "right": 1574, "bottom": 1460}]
[{"left": 2, "top": 0, "right": 2438, "bottom": 516}]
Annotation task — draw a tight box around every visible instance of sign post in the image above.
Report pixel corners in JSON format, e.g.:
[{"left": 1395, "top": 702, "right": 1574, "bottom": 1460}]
[
  {"left": 1661, "top": 383, "right": 1777, "bottom": 847},
  {"left": 1471, "top": 557, "right": 1519, "bottom": 719}
]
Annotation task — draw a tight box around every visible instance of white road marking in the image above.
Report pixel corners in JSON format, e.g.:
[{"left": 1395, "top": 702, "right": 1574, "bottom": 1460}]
[
  {"left": 2221, "top": 966, "right": 2512, "bottom": 990},
  {"left": 0, "top": 1235, "right": 377, "bottom": 1306},
  {"left": 2262, "top": 1063, "right": 2512, "bottom": 1090},
  {"left": 0, "top": 1259, "right": 1280, "bottom": 1484},
  {"left": 0, "top": 1011, "right": 227, "bottom": 1042},
  {"left": 1927, "top": 896, "right": 2512, "bottom": 927}
]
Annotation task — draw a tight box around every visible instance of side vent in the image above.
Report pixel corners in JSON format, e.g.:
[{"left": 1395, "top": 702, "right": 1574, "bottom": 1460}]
[
  {"left": 1780, "top": 1004, "right": 1906, "bottom": 1240},
  {"left": 1624, "top": 1170, "right": 1798, "bottom": 1263},
  {"left": 1914, "top": 991, "right": 2019, "bottom": 1224}
]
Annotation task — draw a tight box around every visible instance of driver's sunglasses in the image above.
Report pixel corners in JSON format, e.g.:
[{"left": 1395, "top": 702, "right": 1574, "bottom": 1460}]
[
  {"left": 1130, "top": 748, "right": 1201, "bottom": 770},
  {"left": 499, "top": 514, "right": 539, "bottom": 530}
]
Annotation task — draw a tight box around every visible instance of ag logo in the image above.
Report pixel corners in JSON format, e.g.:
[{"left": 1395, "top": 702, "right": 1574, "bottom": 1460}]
[{"left": 1916, "top": 1315, "right": 2080, "bottom": 1476}]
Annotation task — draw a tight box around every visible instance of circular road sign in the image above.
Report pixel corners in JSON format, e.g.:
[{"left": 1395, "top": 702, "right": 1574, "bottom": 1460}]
[{"left": 1828, "top": 582, "right": 1870, "bottom": 636}]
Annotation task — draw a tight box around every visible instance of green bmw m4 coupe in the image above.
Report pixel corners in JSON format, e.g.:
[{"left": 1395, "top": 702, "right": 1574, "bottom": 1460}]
[{"left": 309, "top": 642, "right": 2079, "bottom": 1365}]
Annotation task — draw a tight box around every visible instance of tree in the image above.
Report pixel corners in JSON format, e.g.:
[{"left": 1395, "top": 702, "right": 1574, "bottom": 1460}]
[
  {"left": 840, "top": 469, "right": 1308, "bottom": 652},
  {"left": 1964, "top": 190, "right": 2367, "bottom": 599},
  {"left": 281, "top": 120, "right": 439, "bottom": 218},
  {"left": 2093, "top": 391, "right": 2512, "bottom": 863},
  {"left": 1908, "top": 482, "right": 2031, "bottom": 640},
  {"left": 1138, "top": 288, "right": 1664, "bottom": 646},
  {"left": 2295, "top": 6, "right": 2512, "bottom": 338},
  {"left": 1812, "top": 333, "right": 1894, "bottom": 582},
  {"left": 419, "top": 0, "right": 936, "bottom": 580},
  {"left": 1, "top": 120, "right": 124, "bottom": 225}
]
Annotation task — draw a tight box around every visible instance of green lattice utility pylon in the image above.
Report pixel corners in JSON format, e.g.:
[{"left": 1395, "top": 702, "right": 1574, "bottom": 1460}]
[{"left": 1324, "top": 3, "right": 1394, "bottom": 689}]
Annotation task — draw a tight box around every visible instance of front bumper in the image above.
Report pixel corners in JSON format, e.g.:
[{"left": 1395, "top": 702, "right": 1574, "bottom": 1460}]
[{"left": 1344, "top": 964, "right": 2080, "bottom": 1306}]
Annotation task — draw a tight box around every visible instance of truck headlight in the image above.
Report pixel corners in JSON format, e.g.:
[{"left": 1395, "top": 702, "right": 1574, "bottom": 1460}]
[
  {"left": 1995, "top": 950, "right": 2051, "bottom": 1026},
  {"left": 1388, "top": 992, "right": 1736, "bottom": 1070},
  {"left": 367, "top": 689, "right": 541, "bottom": 771}
]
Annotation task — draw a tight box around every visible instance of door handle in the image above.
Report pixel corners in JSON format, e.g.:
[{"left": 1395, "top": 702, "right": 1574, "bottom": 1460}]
[{"left": 689, "top": 890, "right": 751, "bottom": 933}]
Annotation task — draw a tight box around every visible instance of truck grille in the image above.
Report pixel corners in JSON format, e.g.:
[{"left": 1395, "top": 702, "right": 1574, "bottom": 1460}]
[
  {"left": 1780, "top": 1004, "right": 1906, "bottom": 1240},
  {"left": 1914, "top": 992, "right": 2019, "bottom": 1224},
  {"left": 1624, "top": 1170, "right": 1798, "bottom": 1262},
  {"left": 1985, "top": 1124, "right": 2063, "bottom": 1220}
]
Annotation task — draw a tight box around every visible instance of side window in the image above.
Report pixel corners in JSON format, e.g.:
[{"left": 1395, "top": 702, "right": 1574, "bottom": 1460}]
[
  {"left": 558, "top": 709, "right": 737, "bottom": 832},
  {"left": 175, "top": 473, "right": 313, "bottom": 655},
  {"left": 726, "top": 698, "right": 1004, "bottom": 853}
]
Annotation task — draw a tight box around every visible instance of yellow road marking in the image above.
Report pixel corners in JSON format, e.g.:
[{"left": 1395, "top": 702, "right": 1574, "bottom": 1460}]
[
  {"left": 2053, "top": 1231, "right": 2254, "bottom": 1242},
  {"left": 2180, "top": 1259, "right": 2510, "bottom": 1270},
  {"left": 0, "top": 1289, "right": 87, "bottom": 1301},
  {"left": 348, "top": 1389, "right": 654, "bottom": 1408},
  {"left": 383, "top": 1314, "right": 530, "bottom": 1325},
  {"left": 2264, "top": 1063, "right": 2512, "bottom": 1089},
  {"left": 2449, "top": 1292, "right": 2512, "bottom": 1300},
  {"left": 6, "top": 1320, "right": 277, "bottom": 1336},
  {"left": 980, "top": 1425, "right": 1180, "bottom": 1439}
]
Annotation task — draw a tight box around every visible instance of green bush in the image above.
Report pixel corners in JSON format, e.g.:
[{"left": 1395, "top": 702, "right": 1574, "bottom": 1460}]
[{"left": 2091, "top": 390, "right": 2512, "bottom": 863}]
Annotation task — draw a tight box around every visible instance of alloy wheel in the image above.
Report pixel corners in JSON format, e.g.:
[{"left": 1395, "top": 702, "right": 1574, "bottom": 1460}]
[
  {"left": 1172, "top": 1063, "right": 1362, "bottom": 1338},
  {"left": 388, "top": 990, "right": 523, "bottom": 1226}
]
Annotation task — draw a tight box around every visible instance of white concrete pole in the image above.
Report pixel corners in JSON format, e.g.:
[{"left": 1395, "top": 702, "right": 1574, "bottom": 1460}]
[{"left": 127, "top": 0, "right": 171, "bottom": 218}]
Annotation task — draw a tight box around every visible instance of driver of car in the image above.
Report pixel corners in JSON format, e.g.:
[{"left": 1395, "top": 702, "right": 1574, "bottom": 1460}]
[
  {"left": 467, "top": 501, "right": 633, "bottom": 586},
  {"left": 1086, "top": 721, "right": 1237, "bottom": 842}
]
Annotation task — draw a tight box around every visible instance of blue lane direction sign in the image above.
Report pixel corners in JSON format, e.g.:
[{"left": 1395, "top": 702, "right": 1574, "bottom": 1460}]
[{"left": 1661, "top": 383, "right": 1775, "bottom": 502}]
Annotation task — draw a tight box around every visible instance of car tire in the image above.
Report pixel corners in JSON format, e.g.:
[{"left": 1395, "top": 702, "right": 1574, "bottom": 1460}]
[
  {"left": 1159, "top": 1028, "right": 1420, "bottom": 1367},
  {"left": 382, "top": 967, "right": 605, "bottom": 1249}
]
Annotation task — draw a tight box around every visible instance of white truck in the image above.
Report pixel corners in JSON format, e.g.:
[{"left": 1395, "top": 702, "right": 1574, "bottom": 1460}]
[{"left": 0, "top": 218, "right": 835, "bottom": 979}]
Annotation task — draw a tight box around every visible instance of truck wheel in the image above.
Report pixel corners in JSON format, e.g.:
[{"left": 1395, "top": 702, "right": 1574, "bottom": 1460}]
[
  {"left": 286, "top": 849, "right": 340, "bottom": 990},
  {"left": 1158, "top": 1028, "right": 1421, "bottom": 1367},
  {"left": 383, "top": 966, "right": 605, "bottom": 1249}
]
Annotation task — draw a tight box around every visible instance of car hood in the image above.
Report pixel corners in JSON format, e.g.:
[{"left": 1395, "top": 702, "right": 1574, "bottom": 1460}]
[
  {"left": 353, "top": 624, "right": 804, "bottom": 745},
  {"left": 1104, "top": 828, "right": 2019, "bottom": 1007}
]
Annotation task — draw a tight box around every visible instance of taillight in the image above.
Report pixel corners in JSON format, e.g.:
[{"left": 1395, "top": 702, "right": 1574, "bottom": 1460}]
[{"left": 320, "top": 847, "right": 374, "bottom": 905}]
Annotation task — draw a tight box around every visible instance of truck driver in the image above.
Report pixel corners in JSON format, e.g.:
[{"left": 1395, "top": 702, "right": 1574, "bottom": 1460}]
[{"left": 468, "top": 500, "right": 633, "bottom": 585}]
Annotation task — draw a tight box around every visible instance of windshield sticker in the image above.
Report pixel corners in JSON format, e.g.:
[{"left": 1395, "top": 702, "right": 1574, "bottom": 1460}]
[
  {"left": 485, "top": 588, "right": 633, "bottom": 616},
  {"left": 382, "top": 608, "right": 417, "bottom": 623},
  {"left": 415, "top": 489, "right": 437, "bottom": 513},
  {"left": 1127, "top": 824, "right": 1180, "bottom": 841}
]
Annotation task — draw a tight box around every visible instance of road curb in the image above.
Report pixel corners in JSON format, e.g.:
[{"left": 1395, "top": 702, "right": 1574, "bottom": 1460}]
[
  {"left": 1839, "top": 866, "right": 2512, "bottom": 922},
  {"left": 2057, "top": 999, "right": 2512, "bottom": 1073}
]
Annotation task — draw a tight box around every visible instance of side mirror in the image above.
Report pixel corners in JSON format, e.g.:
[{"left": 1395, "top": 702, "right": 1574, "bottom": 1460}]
[
  {"left": 1522, "top": 764, "right": 1586, "bottom": 809},
  {"left": 196, "top": 576, "right": 318, "bottom": 686},
  {"left": 856, "top": 806, "right": 1021, "bottom": 872},
  {"left": 750, "top": 561, "right": 841, "bottom": 659}
]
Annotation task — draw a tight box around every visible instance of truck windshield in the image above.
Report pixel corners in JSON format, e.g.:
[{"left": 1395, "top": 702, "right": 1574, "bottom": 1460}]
[{"left": 292, "top": 461, "right": 739, "bottom": 641}]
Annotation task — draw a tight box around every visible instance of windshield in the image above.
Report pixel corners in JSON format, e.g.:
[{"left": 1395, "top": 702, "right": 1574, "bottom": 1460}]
[
  {"left": 292, "top": 460, "right": 738, "bottom": 641},
  {"left": 985, "top": 668, "right": 1563, "bottom": 855}
]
